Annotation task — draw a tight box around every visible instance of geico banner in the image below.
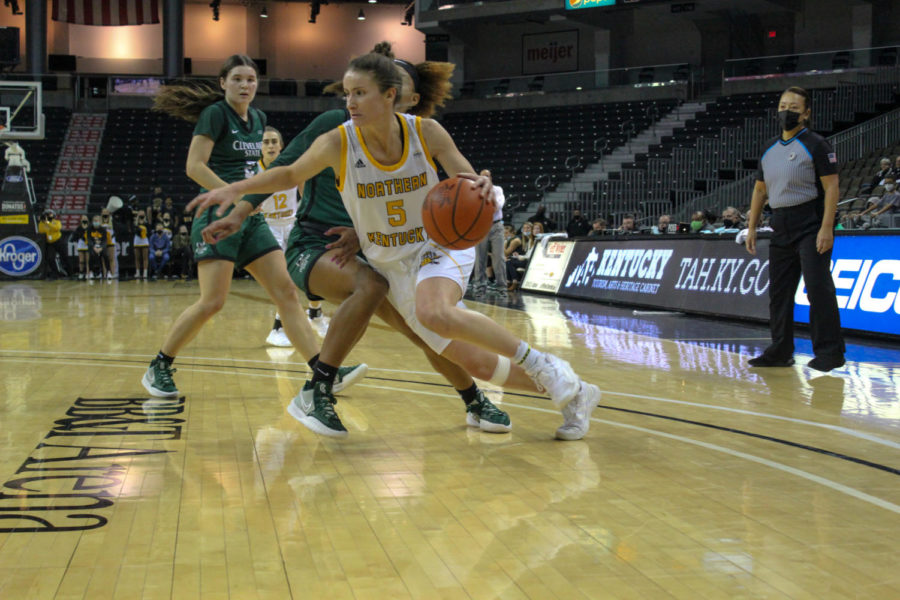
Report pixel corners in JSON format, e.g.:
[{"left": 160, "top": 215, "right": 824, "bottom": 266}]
[
  {"left": 522, "top": 239, "right": 575, "bottom": 294},
  {"left": 559, "top": 238, "right": 771, "bottom": 319},
  {"left": 795, "top": 235, "right": 900, "bottom": 336}
]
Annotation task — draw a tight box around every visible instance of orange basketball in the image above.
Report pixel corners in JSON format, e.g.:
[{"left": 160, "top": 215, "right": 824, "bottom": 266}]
[{"left": 422, "top": 177, "right": 494, "bottom": 250}]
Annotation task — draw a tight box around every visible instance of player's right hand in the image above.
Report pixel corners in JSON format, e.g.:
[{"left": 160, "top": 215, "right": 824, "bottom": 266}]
[
  {"left": 745, "top": 229, "right": 757, "bottom": 255},
  {"left": 187, "top": 186, "right": 239, "bottom": 218},
  {"left": 201, "top": 214, "right": 241, "bottom": 244}
]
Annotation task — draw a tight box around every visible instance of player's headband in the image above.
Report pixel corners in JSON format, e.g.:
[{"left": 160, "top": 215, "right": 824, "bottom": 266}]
[{"left": 394, "top": 59, "right": 420, "bottom": 93}]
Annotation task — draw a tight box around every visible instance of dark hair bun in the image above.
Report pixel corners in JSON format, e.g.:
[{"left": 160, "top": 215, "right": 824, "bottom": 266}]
[{"left": 372, "top": 41, "right": 395, "bottom": 59}]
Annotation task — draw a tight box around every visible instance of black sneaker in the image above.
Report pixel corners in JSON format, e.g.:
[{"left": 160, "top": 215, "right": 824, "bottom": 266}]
[
  {"left": 808, "top": 356, "right": 845, "bottom": 372},
  {"left": 748, "top": 354, "right": 795, "bottom": 367}
]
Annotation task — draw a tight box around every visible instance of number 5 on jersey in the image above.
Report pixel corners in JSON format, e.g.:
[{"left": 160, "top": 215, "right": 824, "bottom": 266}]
[{"left": 386, "top": 199, "right": 406, "bottom": 226}]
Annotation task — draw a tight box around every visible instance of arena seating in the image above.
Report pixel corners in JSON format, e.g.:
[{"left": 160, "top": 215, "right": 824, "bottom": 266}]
[
  {"left": 439, "top": 99, "right": 679, "bottom": 215},
  {"left": 18, "top": 107, "right": 72, "bottom": 223},
  {"left": 90, "top": 108, "right": 320, "bottom": 217}
]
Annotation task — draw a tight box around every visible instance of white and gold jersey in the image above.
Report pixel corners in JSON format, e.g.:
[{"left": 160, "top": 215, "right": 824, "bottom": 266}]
[
  {"left": 257, "top": 159, "right": 299, "bottom": 223},
  {"left": 337, "top": 113, "right": 439, "bottom": 268}
]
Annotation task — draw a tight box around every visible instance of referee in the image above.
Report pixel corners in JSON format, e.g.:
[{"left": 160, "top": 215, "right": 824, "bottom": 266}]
[{"left": 745, "top": 86, "right": 845, "bottom": 372}]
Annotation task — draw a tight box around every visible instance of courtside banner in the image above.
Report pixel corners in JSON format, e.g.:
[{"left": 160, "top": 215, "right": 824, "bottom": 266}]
[
  {"left": 795, "top": 235, "right": 900, "bottom": 336},
  {"left": 558, "top": 237, "right": 771, "bottom": 320},
  {"left": 522, "top": 239, "right": 575, "bottom": 293}
]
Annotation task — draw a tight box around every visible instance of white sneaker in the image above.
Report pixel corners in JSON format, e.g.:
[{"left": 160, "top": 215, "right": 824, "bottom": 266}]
[
  {"left": 556, "top": 382, "right": 600, "bottom": 441},
  {"left": 310, "top": 314, "right": 330, "bottom": 338},
  {"left": 106, "top": 272, "right": 113, "bottom": 281},
  {"left": 266, "top": 328, "right": 292, "bottom": 347},
  {"left": 78, "top": 273, "right": 85, "bottom": 280},
  {"left": 525, "top": 353, "right": 581, "bottom": 408},
  {"left": 87, "top": 272, "right": 94, "bottom": 280}
]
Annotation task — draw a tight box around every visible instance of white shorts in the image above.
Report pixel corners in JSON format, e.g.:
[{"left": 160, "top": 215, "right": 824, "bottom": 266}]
[
  {"left": 134, "top": 236, "right": 149, "bottom": 248},
  {"left": 266, "top": 219, "right": 295, "bottom": 251},
  {"left": 375, "top": 242, "right": 476, "bottom": 354},
  {"left": 76, "top": 240, "right": 87, "bottom": 252}
]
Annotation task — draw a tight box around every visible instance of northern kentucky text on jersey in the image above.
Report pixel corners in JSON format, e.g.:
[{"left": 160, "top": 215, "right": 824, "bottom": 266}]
[
  {"left": 367, "top": 227, "right": 426, "bottom": 248},
  {"left": 357, "top": 172, "right": 429, "bottom": 199}
]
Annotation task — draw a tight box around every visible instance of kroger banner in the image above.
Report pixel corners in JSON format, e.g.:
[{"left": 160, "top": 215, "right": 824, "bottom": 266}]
[
  {"left": 0, "top": 235, "right": 44, "bottom": 279},
  {"left": 547, "top": 234, "right": 900, "bottom": 337}
]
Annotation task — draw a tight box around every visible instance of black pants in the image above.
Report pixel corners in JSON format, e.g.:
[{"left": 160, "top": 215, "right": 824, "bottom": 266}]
[
  {"left": 44, "top": 238, "right": 68, "bottom": 278},
  {"left": 766, "top": 202, "right": 845, "bottom": 360}
]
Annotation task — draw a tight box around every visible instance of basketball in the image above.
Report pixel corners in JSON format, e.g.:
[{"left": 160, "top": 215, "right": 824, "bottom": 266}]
[{"left": 422, "top": 176, "right": 494, "bottom": 250}]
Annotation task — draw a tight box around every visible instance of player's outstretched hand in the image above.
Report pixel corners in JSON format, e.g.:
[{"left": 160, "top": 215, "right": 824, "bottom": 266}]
[
  {"left": 201, "top": 213, "right": 242, "bottom": 244},
  {"left": 456, "top": 172, "right": 495, "bottom": 204},
  {"left": 186, "top": 186, "right": 240, "bottom": 218},
  {"left": 325, "top": 226, "right": 360, "bottom": 268}
]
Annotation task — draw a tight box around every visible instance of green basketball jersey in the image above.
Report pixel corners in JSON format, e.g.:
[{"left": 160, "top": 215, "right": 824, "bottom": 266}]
[
  {"left": 193, "top": 100, "right": 267, "bottom": 187},
  {"left": 245, "top": 109, "right": 353, "bottom": 228}
]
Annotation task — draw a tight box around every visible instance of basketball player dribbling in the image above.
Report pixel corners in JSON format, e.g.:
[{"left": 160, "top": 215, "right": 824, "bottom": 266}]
[
  {"left": 140, "top": 54, "right": 366, "bottom": 401},
  {"left": 190, "top": 49, "right": 600, "bottom": 441},
  {"left": 257, "top": 126, "right": 330, "bottom": 347}
]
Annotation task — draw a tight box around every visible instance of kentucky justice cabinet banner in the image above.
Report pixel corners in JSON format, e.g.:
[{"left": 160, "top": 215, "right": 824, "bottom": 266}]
[{"left": 559, "top": 237, "right": 771, "bottom": 320}]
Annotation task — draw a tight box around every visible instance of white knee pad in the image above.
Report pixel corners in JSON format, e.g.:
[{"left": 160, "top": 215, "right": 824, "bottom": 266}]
[{"left": 489, "top": 355, "right": 511, "bottom": 386}]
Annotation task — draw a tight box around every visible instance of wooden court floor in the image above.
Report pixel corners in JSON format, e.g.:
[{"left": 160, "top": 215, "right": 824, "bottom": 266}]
[{"left": 0, "top": 279, "right": 898, "bottom": 600}]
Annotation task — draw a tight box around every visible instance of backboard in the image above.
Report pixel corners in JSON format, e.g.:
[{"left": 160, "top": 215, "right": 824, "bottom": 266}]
[{"left": 0, "top": 81, "right": 45, "bottom": 140}]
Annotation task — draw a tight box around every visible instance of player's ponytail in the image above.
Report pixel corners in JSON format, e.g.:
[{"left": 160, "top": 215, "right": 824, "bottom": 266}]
[
  {"left": 153, "top": 54, "right": 258, "bottom": 123},
  {"left": 407, "top": 61, "right": 455, "bottom": 119}
]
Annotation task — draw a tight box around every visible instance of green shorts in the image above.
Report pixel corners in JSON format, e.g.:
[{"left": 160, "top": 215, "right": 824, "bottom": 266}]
[
  {"left": 284, "top": 223, "right": 337, "bottom": 301},
  {"left": 191, "top": 211, "right": 281, "bottom": 270}
]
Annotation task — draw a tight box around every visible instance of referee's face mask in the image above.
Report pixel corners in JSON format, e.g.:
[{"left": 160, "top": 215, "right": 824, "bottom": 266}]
[{"left": 777, "top": 110, "right": 802, "bottom": 131}]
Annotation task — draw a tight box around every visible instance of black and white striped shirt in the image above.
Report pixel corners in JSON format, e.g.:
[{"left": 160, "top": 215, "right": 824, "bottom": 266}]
[{"left": 756, "top": 129, "right": 838, "bottom": 209}]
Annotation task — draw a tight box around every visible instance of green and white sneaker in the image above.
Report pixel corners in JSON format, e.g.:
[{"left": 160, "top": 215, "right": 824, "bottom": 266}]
[
  {"left": 333, "top": 363, "right": 367, "bottom": 393},
  {"left": 288, "top": 381, "right": 348, "bottom": 438},
  {"left": 465, "top": 391, "right": 512, "bottom": 433},
  {"left": 142, "top": 358, "right": 179, "bottom": 398}
]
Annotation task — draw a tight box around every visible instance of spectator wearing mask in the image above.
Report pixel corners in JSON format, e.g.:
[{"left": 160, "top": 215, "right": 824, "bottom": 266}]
[
  {"left": 651, "top": 214, "right": 671, "bottom": 235},
  {"left": 73, "top": 215, "right": 90, "bottom": 280},
  {"left": 87, "top": 215, "right": 112, "bottom": 281},
  {"left": 38, "top": 209, "right": 67, "bottom": 279},
  {"left": 690, "top": 210, "right": 715, "bottom": 233},
  {"left": 181, "top": 207, "right": 194, "bottom": 232},
  {"left": 588, "top": 218, "right": 607, "bottom": 236},
  {"left": 171, "top": 224, "right": 194, "bottom": 280},
  {"left": 505, "top": 221, "right": 537, "bottom": 290},
  {"left": 565, "top": 209, "right": 591, "bottom": 237},
  {"left": 853, "top": 176, "right": 900, "bottom": 228},
  {"left": 716, "top": 206, "right": 744, "bottom": 232},
  {"left": 133, "top": 213, "right": 150, "bottom": 280},
  {"left": 161, "top": 197, "right": 178, "bottom": 226},
  {"left": 527, "top": 205, "right": 557, "bottom": 232},
  {"left": 160, "top": 214, "right": 174, "bottom": 238},
  {"left": 148, "top": 222, "right": 171, "bottom": 280},
  {"left": 147, "top": 195, "right": 163, "bottom": 224},
  {"left": 617, "top": 214, "right": 638, "bottom": 234}
]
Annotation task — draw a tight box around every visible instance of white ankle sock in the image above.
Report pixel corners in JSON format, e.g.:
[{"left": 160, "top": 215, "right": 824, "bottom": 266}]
[{"left": 513, "top": 341, "right": 543, "bottom": 371}]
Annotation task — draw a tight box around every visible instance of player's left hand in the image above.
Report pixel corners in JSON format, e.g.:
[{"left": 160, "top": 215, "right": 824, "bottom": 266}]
[
  {"left": 186, "top": 186, "right": 240, "bottom": 218},
  {"left": 457, "top": 171, "right": 494, "bottom": 203},
  {"left": 201, "top": 213, "right": 242, "bottom": 244},
  {"left": 816, "top": 227, "right": 834, "bottom": 254},
  {"left": 324, "top": 226, "right": 360, "bottom": 268}
]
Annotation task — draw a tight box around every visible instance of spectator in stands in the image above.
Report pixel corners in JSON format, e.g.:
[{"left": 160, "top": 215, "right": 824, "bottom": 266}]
[
  {"left": 147, "top": 195, "right": 163, "bottom": 224},
  {"left": 891, "top": 156, "right": 900, "bottom": 182},
  {"left": 161, "top": 197, "right": 178, "bottom": 226},
  {"left": 472, "top": 185, "right": 508, "bottom": 299},
  {"left": 148, "top": 222, "right": 171, "bottom": 280},
  {"left": 133, "top": 212, "right": 149, "bottom": 280},
  {"left": 866, "top": 157, "right": 892, "bottom": 193},
  {"left": 715, "top": 206, "right": 744, "bottom": 232},
  {"left": 150, "top": 185, "right": 164, "bottom": 203},
  {"left": 38, "top": 209, "right": 67, "bottom": 280},
  {"left": 160, "top": 214, "right": 174, "bottom": 238},
  {"left": 588, "top": 218, "right": 607, "bottom": 236},
  {"left": 617, "top": 214, "right": 638, "bottom": 234},
  {"left": 181, "top": 207, "right": 194, "bottom": 232},
  {"left": 73, "top": 215, "right": 90, "bottom": 280},
  {"left": 565, "top": 209, "right": 591, "bottom": 237},
  {"left": 651, "top": 214, "right": 671, "bottom": 234},
  {"left": 505, "top": 221, "right": 537, "bottom": 290},
  {"left": 87, "top": 214, "right": 112, "bottom": 281},
  {"left": 171, "top": 224, "right": 194, "bottom": 280},
  {"left": 852, "top": 176, "right": 900, "bottom": 228},
  {"left": 527, "top": 205, "right": 556, "bottom": 232},
  {"left": 690, "top": 210, "right": 715, "bottom": 233}
]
